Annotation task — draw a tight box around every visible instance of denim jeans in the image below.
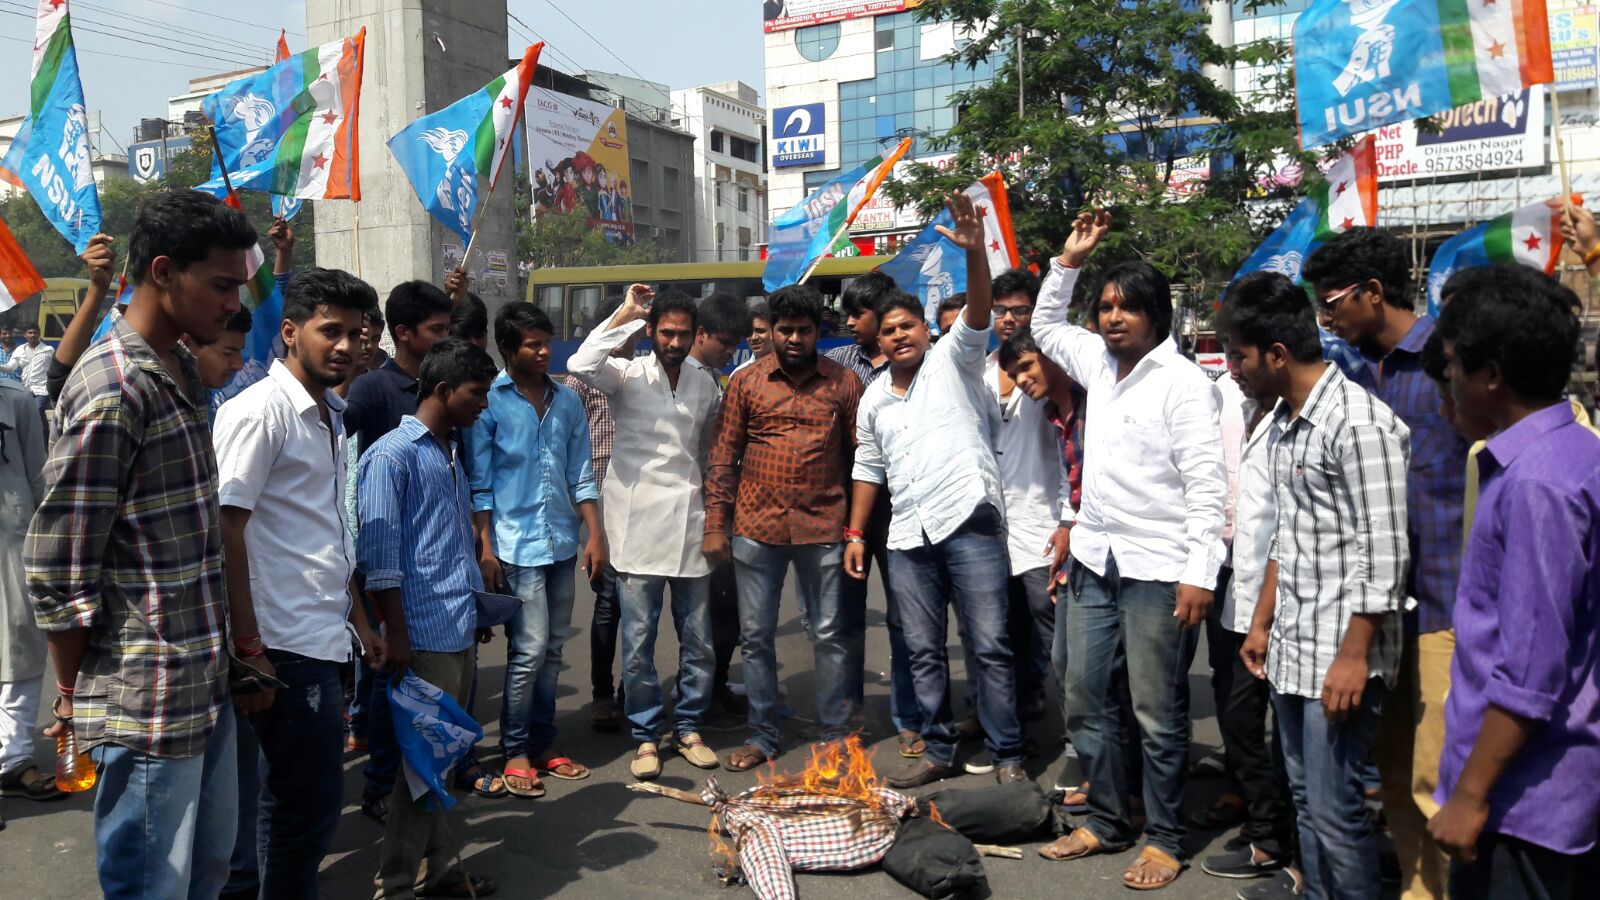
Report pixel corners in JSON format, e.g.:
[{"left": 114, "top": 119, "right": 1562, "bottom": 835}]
[
  {"left": 617, "top": 572, "right": 713, "bottom": 745},
  {"left": 1448, "top": 833, "right": 1599, "bottom": 900},
  {"left": 841, "top": 534, "right": 918, "bottom": 733},
  {"left": 732, "top": 538, "right": 853, "bottom": 757},
  {"left": 225, "top": 703, "right": 261, "bottom": 895},
  {"left": 246, "top": 651, "right": 347, "bottom": 899},
  {"left": 886, "top": 504, "right": 1022, "bottom": 768},
  {"left": 361, "top": 647, "right": 400, "bottom": 803},
  {"left": 589, "top": 564, "right": 622, "bottom": 702},
  {"left": 92, "top": 702, "right": 238, "bottom": 900},
  {"left": 500, "top": 558, "right": 578, "bottom": 761},
  {"left": 1062, "top": 554, "right": 1195, "bottom": 857},
  {"left": 1273, "top": 683, "right": 1386, "bottom": 900},
  {"left": 1008, "top": 567, "right": 1055, "bottom": 706}
]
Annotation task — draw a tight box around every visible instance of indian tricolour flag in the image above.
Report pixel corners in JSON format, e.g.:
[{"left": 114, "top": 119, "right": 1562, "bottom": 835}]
[
  {"left": 198, "top": 29, "right": 366, "bottom": 201},
  {"left": 1233, "top": 136, "right": 1379, "bottom": 283},
  {"left": 763, "top": 137, "right": 912, "bottom": 291},
  {"left": 0, "top": 218, "right": 47, "bottom": 312},
  {"left": 388, "top": 44, "right": 545, "bottom": 242},
  {"left": 1293, "top": 0, "right": 1554, "bottom": 146},
  {"left": 1425, "top": 196, "right": 1575, "bottom": 315}
]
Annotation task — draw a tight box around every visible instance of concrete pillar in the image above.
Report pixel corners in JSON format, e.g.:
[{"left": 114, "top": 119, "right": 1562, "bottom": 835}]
[{"left": 305, "top": 0, "right": 517, "bottom": 309}]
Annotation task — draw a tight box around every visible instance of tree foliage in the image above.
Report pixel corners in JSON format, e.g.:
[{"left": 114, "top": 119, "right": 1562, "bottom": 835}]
[
  {"left": 888, "top": 0, "right": 1315, "bottom": 308},
  {"left": 1, "top": 127, "right": 317, "bottom": 282}
]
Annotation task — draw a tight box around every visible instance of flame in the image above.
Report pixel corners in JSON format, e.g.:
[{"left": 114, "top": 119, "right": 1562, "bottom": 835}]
[
  {"left": 757, "top": 735, "right": 885, "bottom": 807},
  {"left": 925, "top": 799, "right": 950, "bottom": 829}
]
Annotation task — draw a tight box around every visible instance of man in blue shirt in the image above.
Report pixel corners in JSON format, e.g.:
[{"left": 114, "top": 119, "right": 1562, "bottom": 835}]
[
  {"left": 466, "top": 303, "right": 606, "bottom": 798},
  {"left": 1305, "top": 228, "right": 1470, "bottom": 900},
  {"left": 359, "top": 337, "right": 498, "bottom": 900}
]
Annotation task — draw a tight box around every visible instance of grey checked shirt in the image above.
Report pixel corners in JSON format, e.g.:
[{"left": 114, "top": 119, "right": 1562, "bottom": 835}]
[{"left": 1265, "top": 364, "right": 1410, "bottom": 699}]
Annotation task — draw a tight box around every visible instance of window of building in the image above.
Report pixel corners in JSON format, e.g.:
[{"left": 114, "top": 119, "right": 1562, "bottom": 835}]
[
  {"left": 729, "top": 136, "right": 760, "bottom": 163},
  {"left": 630, "top": 159, "right": 649, "bottom": 194},
  {"left": 795, "top": 22, "right": 841, "bottom": 62},
  {"left": 738, "top": 243, "right": 751, "bottom": 261},
  {"left": 710, "top": 130, "right": 724, "bottom": 153},
  {"left": 737, "top": 187, "right": 750, "bottom": 212},
  {"left": 875, "top": 29, "right": 894, "bottom": 51},
  {"left": 664, "top": 227, "right": 682, "bottom": 256},
  {"left": 663, "top": 165, "right": 680, "bottom": 198},
  {"left": 714, "top": 182, "right": 723, "bottom": 207}
]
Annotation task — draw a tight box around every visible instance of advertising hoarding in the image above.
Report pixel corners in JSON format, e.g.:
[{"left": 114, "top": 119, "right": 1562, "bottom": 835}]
[
  {"left": 763, "top": 0, "right": 924, "bottom": 33},
  {"left": 1370, "top": 88, "right": 1545, "bottom": 183},
  {"left": 526, "top": 87, "right": 635, "bottom": 244},
  {"left": 772, "top": 103, "right": 827, "bottom": 168}
]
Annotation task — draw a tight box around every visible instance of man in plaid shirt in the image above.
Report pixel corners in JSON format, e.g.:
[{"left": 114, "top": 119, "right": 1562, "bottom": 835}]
[
  {"left": 26, "top": 190, "right": 258, "bottom": 899},
  {"left": 1305, "top": 229, "right": 1469, "bottom": 900}
]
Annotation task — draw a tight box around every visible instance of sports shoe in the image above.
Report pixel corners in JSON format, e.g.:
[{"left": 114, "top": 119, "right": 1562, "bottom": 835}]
[
  {"left": 1202, "top": 844, "right": 1287, "bottom": 879},
  {"left": 963, "top": 752, "right": 995, "bottom": 775},
  {"left": 1236, "top": 868, "right": 1303, "bottom": 899}
]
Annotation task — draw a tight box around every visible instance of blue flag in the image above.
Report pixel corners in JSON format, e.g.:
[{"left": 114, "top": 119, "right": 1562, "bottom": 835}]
[
  {"left": 388, "top": 672, "right": 485, "bottom": 812},
  {"left": 1293, "top": 0, "right": 1554, "bottom": 148},
  {"left": 763, "top": 139, "right": 908, "bottom": 293},
  {"left": 273, "top": 195, "right": 304, "bottom": 221},
  {"left": 210, "top": 269, "right": 285, "bottom": 412},
  {"left": 877, "top": 210, "right": 966, "bottom": 329},
  {"left": 0, "top": 3, "right": 102, "bottom": 252}
]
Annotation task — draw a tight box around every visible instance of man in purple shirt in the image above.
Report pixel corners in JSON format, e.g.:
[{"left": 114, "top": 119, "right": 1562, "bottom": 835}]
[{"left": 1422, "top": 265, "right": 1600, "bottom": 900}]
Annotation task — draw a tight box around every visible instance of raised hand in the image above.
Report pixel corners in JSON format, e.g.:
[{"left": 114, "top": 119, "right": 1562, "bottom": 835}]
[
  {"left": 1059, "top": 208, "right": 1111, "bottom": 268},
  {"left": 935, "top": 191, "right": 986, "bottom": 253},
  {"left": 79, "top": 234, "right": 114, "bottom": 291}
]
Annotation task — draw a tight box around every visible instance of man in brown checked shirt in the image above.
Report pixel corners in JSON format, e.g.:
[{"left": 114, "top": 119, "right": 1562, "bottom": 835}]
[{"left": 704, "top": 284, "right": 864, "bottom": 771}]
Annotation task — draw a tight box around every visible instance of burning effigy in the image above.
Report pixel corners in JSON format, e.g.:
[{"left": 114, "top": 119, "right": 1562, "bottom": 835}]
[{"left": 628, "top": 736, "right": 1009, "bottom": 900}]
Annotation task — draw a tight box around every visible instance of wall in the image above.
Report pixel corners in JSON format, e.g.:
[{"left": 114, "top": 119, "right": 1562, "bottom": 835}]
[
  {"left": 672, "top": 83, "right": 768, "bottom": 262},
  {"left": 625, "top": 116, "right": 698, "bottom": 262}
]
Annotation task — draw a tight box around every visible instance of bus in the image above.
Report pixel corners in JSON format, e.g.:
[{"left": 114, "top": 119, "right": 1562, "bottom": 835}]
[
  {"left": 35, "top": 278, "right": 90, "bottom": 343},
  {"left": 525, "top": 257, "right": 891, "bottom": 371}
]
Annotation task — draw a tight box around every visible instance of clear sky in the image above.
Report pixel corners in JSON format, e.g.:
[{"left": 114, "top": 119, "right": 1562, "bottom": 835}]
[{"left": 0, "top": 0, "right": 767, "bottom": 157}]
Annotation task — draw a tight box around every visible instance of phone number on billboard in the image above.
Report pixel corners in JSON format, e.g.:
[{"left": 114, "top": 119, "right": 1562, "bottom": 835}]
[{"left": 1424, "top": 150, "right": 1527, "bottom": 174}]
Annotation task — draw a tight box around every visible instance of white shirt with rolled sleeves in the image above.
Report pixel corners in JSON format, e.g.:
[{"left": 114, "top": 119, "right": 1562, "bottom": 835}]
[
  {"left": 852, "top": 316, "right": 1006, "bottom": 552},
  {"left": 0, "top": 342, "right": 52, "bottom": 397},
  {"left": 566, "top": 317, "right": 721, "bottom": 578},
  {"left": 212, "top": 360, "right": 358, "bottom": 662},
  {"left": 1032, "top": 260, "right": 1227, "bottom": 589},
  {"left": 985, "top": 353, "right": 1071, "bottom": 574}
]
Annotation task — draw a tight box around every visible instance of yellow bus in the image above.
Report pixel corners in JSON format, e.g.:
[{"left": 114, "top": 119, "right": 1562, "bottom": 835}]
[
  {"left": 525, "top": 257, "right": 891, "bottom": 370},
  {"left": 35, "top": 277, "right": 90, "bottom": 343}
]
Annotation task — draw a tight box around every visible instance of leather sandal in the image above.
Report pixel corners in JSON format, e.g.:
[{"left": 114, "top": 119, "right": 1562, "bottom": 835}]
[
  {"left": 1123, "top": 845, "right": 1184, "bottom": 891},
  {"left": 1039, "top": 826, "right": 1107, "bottom": 861}
]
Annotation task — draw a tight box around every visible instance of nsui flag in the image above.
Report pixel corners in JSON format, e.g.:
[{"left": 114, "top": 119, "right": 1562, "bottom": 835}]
[
  {"left": 1234, "top": 136, "right": 1379, "bottom": 283},
  {"left": 763, "top": 138, "right": 911, "bottom": 292},
  {"left": 1294, "top": 0, "right": 1554, "bottom": 147},
  {"left": 878, "top": 173, "right": 1020, "bottom": 327},
  {"left": 1425, "top": 196, "right": 1571, "bottom": 315}
]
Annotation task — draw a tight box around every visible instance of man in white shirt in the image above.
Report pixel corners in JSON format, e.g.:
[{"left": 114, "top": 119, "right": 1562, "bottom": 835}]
[
  {"left": 0, "top": 326, "right": 53, "bottom": 420},
  {"left": 212, "top": 268, "right": 386, "bottom": 895},
  {"left": 1033, "top": 212, "right": 1226, "bottom": 891},
  {"left": 567, "top": 285, "right": 724, "bottom": 780},
  {"left": 845, "top": 194, "right": 1025, "bottom": 788},
  {"left": 984, "top": 268, "right": 1073, "bottom": 727}
]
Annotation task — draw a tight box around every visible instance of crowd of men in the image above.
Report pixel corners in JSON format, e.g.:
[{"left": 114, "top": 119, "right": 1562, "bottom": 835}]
[{"left": 0, "top": 187, "right": 1595, "bottom": 900}]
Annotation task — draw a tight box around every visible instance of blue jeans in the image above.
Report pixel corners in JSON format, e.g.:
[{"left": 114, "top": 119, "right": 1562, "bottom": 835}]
[
  {"left": 92, "top": 702, "right": 238, "bottom": 900},
  {"left": 617, "top": 572, "right": 714, "bottom": 744},
  {"left": 886, "top": 504, "right": 1022, "bottom": 768},
  {"left": 842, "top": 535, "right": 918, "bottom": 733},
  {"left": 225, "top": 704, "right": 261, "bottom": 895},
  {"left": 589, "top": 564, "right": 622, "bottom": 702},
  {"left": 732, "top": 538, "right": 853, "bottom": 756},
  {"left": 1273, "top": 683, "right": 1386, "bottom": 900},
  {"left": 1062, "top": 555, "right": 1194, "bottom": 856},
  {"left": 251, "top": 651, "right": 346, "bottom": 899},
  {"left": 500, "top": 558, "right": 578, "bottom": 761}
]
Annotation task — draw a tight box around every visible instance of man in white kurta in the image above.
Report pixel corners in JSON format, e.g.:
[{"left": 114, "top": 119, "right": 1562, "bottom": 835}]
[
  {"left": 0, "top": 377, "right": 50, "bottom": 803},
  {"left": 567, "top": 285, "right": 724, "bottom": 778}
]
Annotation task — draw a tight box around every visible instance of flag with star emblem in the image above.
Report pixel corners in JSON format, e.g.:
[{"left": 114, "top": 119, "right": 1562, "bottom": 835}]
[
  {"left": 1293, "top": 0, "right": 1554, "bottom": 147},
  {"left": 1233, "top": 136, "right": 1378, "bottom": 285},
  {"left": 0, "top": 0, "right": 103, "bottom": 253},
  {"left": 876, "top": 172, "right": 1020, "bottom": 329},
  {"left": 763, "top": 137, "right": 912, "bottom": 292},
  {"left": 1424, "top": 195, "right": 1575, "bottom": 315},
  {"left": 387, "top": 44, "right": 544, "bottom": 242},
  {"left": 196, "top": 28, "right": 366, "bottom": 201}
]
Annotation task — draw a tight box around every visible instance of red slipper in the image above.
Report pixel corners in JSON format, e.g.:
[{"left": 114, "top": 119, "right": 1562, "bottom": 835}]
[
  {"left": 534, "top": 756, "right": 590, "bottom": 781},
  {"left": 501, "top": 765, "right": 546, "bottom": 798}
]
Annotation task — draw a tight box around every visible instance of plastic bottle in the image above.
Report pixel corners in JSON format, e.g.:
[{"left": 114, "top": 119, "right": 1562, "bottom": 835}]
[{"left": 53, "top": 708, "right": 95, "bottom": 793}]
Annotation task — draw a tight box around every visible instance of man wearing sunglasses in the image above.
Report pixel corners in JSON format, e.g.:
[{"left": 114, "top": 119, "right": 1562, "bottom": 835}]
[{"left": 1303, "top": 228, "right": 1470, "bottom": 900}]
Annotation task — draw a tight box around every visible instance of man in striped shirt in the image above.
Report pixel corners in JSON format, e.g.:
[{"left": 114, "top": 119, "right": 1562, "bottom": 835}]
[
  {"left": 1227, "top": 272, "right": 1410, "bottom": 900},
  {"left": 26, "top": 190, "right": 258, "bottom": 899}
]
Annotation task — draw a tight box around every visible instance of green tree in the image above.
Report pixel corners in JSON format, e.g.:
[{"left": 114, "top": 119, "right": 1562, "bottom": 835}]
[
  {"left": 516, "top": 164, "right": 666, "bottom": 272},
  {"left": 890, "top": 0, "right": 1312, "bottom": 309}
]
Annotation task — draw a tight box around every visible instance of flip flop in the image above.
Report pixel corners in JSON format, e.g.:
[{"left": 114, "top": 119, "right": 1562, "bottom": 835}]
[
  {"left": 897, "top": 731, "right": 926, "bottom": 759},
  {"left": 452, "top": 763, "right": 509, "bottom": 798},
  {"left": 1040, "top": 826, "right": 1108, "bottom": 861},
  {"left": 723, "top": 744, "right": 771, "bottom": 772},
  {"left": 500, "top": 765, "right": 546, "bottom": 799},
  {"left": 534, "top": 756, "right": 590, "bottom": 781}
]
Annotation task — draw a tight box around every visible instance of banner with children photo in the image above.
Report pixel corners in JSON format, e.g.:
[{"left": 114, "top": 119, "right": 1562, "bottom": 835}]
[{"left": 525, "top": 86, "right": 635, "bottom": 245}]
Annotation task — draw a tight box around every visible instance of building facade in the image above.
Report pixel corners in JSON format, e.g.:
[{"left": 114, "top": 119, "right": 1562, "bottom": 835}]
[
  {"left": 763, "top": 3, "right": 999, "bottom": 251},
  {"left": 671, "top": 81, "right": 768, "bottom": 262}
]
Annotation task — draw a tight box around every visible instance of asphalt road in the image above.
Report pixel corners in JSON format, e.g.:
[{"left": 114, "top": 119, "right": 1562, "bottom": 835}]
[{"left": 0, "top": 570, "right": 1387, "bottom": 899}]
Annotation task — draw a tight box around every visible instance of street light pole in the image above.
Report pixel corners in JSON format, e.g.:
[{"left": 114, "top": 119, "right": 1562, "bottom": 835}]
[{"left": 1015, "top": 22, "right": 1025, "bottom": 120}]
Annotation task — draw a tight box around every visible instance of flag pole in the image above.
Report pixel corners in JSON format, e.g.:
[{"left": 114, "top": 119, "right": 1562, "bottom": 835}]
[
  {"left": 1551, "top": 86, "right": 1573, "bottom": 200},
  {"left": 207, "top": 126, "right": 238, "bottom": 200},
  {"left": 353, "top": 201, "right": 362, "bottom": 278}
]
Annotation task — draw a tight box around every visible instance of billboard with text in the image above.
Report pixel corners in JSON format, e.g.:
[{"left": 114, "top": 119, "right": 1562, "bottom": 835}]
[
  {"left": 526, "top": 87, "right": 635, "bottom": 244},
  {"left": 763, "top": 0, "right": 924, "bottom": 33}
]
